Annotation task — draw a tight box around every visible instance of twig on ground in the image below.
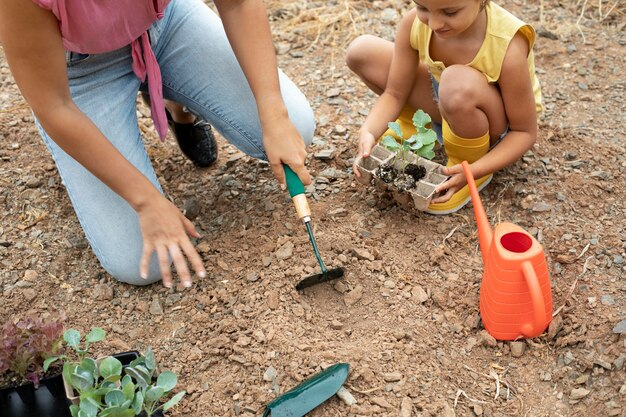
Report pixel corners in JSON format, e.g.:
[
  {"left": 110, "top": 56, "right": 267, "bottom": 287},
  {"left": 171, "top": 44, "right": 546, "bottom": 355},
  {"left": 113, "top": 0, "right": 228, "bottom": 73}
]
[
  {"left": 576, "top": 0, "right": 588, "bottom": 43},
  {"left": 442, "top": 226, "right": 459, "bottom": 246},
  {"left": 454, "top": 389, "right": 488, "bottom": 407},
  {"left": 346, "top": 384, "right": 381, "bottom": 394},
  {"left": 552, "top": 255, "right": 593, "bottom": 317}
]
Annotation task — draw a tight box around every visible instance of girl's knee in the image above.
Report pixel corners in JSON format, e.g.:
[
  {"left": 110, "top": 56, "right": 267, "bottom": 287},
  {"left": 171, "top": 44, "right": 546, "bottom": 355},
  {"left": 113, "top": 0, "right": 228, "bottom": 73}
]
[
  {"left": 345, "top": 35, "right": 377, "bottom": 71},
  {"left": 438, "top": 65, "right": 486, "bottom": 114}
]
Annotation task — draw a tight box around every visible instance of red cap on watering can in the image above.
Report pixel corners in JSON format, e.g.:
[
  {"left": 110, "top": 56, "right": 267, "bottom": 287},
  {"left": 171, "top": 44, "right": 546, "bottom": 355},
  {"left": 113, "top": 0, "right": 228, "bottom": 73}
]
[{"left": 461, "top": 161, "right": 553, "bottom": 340}]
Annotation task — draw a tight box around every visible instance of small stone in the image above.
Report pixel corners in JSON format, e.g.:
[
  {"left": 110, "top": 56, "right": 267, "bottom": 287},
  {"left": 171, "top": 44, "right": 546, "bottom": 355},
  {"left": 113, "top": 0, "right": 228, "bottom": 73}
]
[
  {"left": 343, "top": 285, "right": 363, "bottom": 306},
  {"left": 399, "top": 397, "right": 413, "bottom": 417},
  {"left": 383, "top": 371, "right": 402, "bottom": 382},
  {"left": 574, "top": 374, "right": 589, "bottom": 384},
  {"left": 614, "top": 354, "right": 625, "bottom": 370},
  {"left": 532, "top": 202, "right": 551, "bottom": 212},
  {"left": 336, "top": 386, "right": 357, "bottom": 406},
  {"left": 351, "top": 248, "right": 375, "bottom": 261},
  {"left": 601, "top": 295, "right": 615, "bottom": 305},
  {"left": 473, "top": 403, "right": 484, "bottom": 416},
  {"left": 510, "top": 341, "right": 525, "bottom": 357},
  {"left": 548, "top": 315, "right": 563, "bottom": 339},
  {"left": 23, "top": 270, "right": 38, "bottom": 281},
  {"left": 149, "top": 297, "right": 163, "bottom": 315},
  {"left": 275, "top": 241, "right": 294, "bottom": 260},
  {"left": 93, "top": 284, "right": 114, "bottom": 301},
  {"left": 593, "top": 358, "right": 612, "bottom": 370},
  {"left": 314, "top": 149, "right": 335, "bottom": 160},
  {"left": 267, "top": 290, "right": 279, "bottom": 310},
  {"left": 183, "top": 197, "right": 201, "bottom": 220},
  {"left": 411, "top": 285, "right": 429, "bottom": 303},
  {"left": 613, "top": 319, "right": 626, "bottom": 334},
  {"left": 246, "top": 272, "right": 259, "bottom": 282},
  {"left": 569, "top": 388, "right": 590, "bottom": 401},
  {"left": 263, "top": 366, "right": 277, "bottom": 382},
  {"left": 371, "top": 396, "right": 392, "bottom": 408},
  {"left": 330, "top": 320, "right": 343, "bottom": 330},
  {"left": 478, "top": 330, "right": 497, "bottom": 347}
]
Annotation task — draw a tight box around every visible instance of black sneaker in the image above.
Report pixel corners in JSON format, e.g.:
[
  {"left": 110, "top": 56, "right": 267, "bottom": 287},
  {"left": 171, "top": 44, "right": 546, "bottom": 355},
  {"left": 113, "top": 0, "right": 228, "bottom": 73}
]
[
  {"left": 166, "top": 110, "right": 218, "bottom": 168},
  {"left": 140, "top": 92, "right": 218, "bottom": 167}
]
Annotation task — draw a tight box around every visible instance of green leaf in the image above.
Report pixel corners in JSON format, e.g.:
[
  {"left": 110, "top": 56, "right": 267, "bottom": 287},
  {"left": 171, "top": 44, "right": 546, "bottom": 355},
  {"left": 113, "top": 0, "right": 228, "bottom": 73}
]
[
  {"left": 43, "top": 356, "right": 61, "bottom": 372},
  {"left": 99, "top": 357, "right": 123, "bottom": 380},
  {"left": 412, "top": 109, "right": 431, "bottom": 129},
  {"left": 156, "top": 371, "right": 177, "bottom": 392},
  {"left": 405, "top": 134, "right": 417, "bottom": 145},
  {"left": 85, "top": 328, "right": 106, "bottom": 343},
  {"left": 71, "top": 372, "right": 93, "bottom": 391},
  {"left": 78, "top": 396, "right": 99, "bottom": 417},
  {"left": 144, "top": 348, "right": 157, "bottom": 372},
  {"left": 387, "top": 121, "right": 402, "bottom": 137},
  {"left": 419, "top": 144, "right": 436, "bottom": 160},
  {"left": 122, "top": 379, "right": 135, "bottom": 401},
  {"left": 77, "top": 411, "right": 89, "bottom": 417},
  {"left": 105, "top": 389, "right": 126, "bottom": 407},
  {"left": 64, "top": 329, "right": 81, "bottom": 349},
  {"left": 70, "top": 405, "right": 79, "bottom": 417},
  {"left": 125, "top": 367, "right": 148, "bottom": 388},
  {"left": 131, "top": 391, "right": 144, "bottom": 414},
  {"left": 420, "top": 129, "right": 437, "bottom": 145},
  {"left": 381, "top": 135, "right": 400, "bottom": 151},
  {"left": 410, "top": 141, "right": 423, "bottom": 151},
  {"left": 81, "top": 358, "right": 98, "bottom": 380},
  {"left": 163, "top": 391, "right": 186, "bottom": 411},
  {"left": 145, "top": 386, "right": 165, "bottom": 403},
  {"left": 100, "top": 407, "right": 135, "bottom": 417}
]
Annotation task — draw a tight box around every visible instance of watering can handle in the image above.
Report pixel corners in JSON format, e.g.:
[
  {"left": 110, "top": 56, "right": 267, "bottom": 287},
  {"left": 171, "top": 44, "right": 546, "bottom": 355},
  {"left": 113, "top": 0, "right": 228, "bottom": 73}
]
[{"left": 521, "top": 261, "right": 548, "bottom": 337}]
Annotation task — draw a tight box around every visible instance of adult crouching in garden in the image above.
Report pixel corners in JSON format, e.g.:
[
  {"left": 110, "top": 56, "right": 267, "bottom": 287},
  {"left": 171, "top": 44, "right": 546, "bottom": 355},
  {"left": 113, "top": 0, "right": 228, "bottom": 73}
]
[{"left": 0, "top": 0, "right": 315, "bottom": 288}]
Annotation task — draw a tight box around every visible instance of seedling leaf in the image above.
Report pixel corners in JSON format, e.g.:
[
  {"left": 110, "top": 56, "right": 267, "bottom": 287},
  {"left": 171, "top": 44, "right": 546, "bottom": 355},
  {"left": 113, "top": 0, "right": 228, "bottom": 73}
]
[
  {"left": 163, "top": 391, "right": 186, "bottom": 411},
  {"left": 381, "top": 135, "right": 400, "bottom": 151},
  {"left": 156, "top": 371, "right": 177, "bottom": 392},
  {"left": 85, "top": 328, "right": 106, "bottom": 344},
  {"left": 387, "top": 121, "right": 402, "bottom": 137}
]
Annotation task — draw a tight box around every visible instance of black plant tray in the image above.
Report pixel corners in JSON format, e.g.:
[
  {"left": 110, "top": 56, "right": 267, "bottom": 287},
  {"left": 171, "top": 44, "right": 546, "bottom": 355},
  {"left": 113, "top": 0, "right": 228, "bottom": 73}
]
[
  {"left": 0, "top": 374, "right": 70, "bottom": 417},
  {"left": 0, "top": 351, "right": 140, "bottom": 417}
]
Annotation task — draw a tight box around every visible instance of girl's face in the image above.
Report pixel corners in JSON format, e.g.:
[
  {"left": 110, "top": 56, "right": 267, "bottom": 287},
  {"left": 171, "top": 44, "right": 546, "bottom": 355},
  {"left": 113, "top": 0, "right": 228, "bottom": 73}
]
[{"left": 413, "top": 0, "right": 484, "bottom": 38}]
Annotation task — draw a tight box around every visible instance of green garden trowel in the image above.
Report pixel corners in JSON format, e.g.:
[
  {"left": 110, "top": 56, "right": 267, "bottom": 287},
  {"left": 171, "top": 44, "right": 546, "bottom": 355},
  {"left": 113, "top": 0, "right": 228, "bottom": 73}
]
[
  {"left": 283, "top": 165, "right": 345, "bottom": 290},
  {"left": 263, "top": 363, "right": 349, "bottom": 417}
]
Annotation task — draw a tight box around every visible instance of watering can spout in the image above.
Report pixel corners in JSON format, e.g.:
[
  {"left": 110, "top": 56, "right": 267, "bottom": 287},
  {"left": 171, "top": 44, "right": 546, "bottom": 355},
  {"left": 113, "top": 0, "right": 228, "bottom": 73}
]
[{"left": 461, "top": 161, "right": 493, "bottom": 263}]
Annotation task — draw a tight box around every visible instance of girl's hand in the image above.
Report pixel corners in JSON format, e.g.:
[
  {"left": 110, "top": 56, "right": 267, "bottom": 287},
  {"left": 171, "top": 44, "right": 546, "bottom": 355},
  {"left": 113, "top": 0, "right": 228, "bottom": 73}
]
[
  {"left": 353, "top": 130, "right": 377, "bottom": 178},
  {"left": 136, "top": 196, "right": 206, "bottom": 288},
  {"left": 430, "top": 164, "right": 467, "bottom": 204}
]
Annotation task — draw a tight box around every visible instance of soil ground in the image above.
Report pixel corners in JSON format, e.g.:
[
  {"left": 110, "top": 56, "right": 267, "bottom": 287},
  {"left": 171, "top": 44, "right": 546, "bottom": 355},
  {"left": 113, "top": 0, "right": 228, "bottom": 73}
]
[{"left": 0, "top": 1, "right": 624, "bottom": 416}]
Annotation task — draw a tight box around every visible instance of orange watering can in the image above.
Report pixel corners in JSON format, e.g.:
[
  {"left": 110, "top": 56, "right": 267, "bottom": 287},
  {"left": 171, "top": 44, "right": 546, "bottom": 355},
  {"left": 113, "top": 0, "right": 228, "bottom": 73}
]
[{"left": 462, "top": 161, "right": 552, "bottom": 340}]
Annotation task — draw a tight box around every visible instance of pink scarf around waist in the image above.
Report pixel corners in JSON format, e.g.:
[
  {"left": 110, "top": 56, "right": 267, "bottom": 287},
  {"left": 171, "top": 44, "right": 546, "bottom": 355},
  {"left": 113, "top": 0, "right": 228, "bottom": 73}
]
[{"left": 32, "top": 0, "right": 172, "bottom": 139}]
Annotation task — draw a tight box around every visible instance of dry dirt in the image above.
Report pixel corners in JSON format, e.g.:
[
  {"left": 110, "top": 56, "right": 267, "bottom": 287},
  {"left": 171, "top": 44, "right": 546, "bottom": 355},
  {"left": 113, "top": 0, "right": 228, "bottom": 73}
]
[{"left": 0, "top": 1, "right": 625, "bottom": 416}]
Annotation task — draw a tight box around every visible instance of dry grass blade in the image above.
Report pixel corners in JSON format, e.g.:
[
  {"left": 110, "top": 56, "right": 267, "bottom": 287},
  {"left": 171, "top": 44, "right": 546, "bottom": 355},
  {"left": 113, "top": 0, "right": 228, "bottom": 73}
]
[{"left": 266, "top": 0, "right": 367, "bottom": 48}]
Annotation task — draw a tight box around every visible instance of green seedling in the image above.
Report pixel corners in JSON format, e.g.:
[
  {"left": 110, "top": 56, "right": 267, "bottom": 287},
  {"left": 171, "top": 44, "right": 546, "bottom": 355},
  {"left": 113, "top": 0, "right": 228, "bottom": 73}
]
[
  {"left": 380, "top": 109, "right": 437, "bottom": 161},
  {"left": 45, "top": 328, "right": 184, "bottom": 417}
]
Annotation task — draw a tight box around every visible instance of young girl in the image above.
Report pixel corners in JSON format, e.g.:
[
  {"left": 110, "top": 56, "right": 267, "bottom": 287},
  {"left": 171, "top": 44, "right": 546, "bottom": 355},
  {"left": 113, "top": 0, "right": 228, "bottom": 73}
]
[{"left": 346, "top": 0, "right": 542, "bottom": 214}]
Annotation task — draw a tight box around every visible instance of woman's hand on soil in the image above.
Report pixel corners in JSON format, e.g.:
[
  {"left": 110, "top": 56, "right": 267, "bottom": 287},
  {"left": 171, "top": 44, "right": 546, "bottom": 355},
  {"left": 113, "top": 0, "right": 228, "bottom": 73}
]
[
  {"left": 431, "top": 164, "right": 467, "bottom": 204},
  {"left": 263, "top": 117, "right": 311, "bottom": 187},
  {"left": 353, "top": 131, "right": 377, "bottom": 178},
  {"left": 137, "top": 196, "right": 206, "bottom": 288}
]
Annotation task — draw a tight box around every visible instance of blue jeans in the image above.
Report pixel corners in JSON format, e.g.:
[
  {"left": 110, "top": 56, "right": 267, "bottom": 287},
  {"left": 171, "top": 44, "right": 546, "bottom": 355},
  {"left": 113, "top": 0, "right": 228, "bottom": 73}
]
[{"left": 34, "top": 0, "right": 315, "bottom": 285}]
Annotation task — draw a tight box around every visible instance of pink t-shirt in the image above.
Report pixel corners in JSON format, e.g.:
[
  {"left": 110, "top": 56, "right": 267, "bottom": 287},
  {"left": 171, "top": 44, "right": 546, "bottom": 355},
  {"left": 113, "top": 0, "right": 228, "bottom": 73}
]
[{"left": 32, "top": 0, "right": 172, "bottom": 139}]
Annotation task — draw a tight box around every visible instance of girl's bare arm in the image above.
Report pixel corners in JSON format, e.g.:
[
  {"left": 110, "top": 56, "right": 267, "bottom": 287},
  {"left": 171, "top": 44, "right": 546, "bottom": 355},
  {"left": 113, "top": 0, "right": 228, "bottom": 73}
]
[{"left": 360, "top": 9, "right": 421, "bottom": 144}]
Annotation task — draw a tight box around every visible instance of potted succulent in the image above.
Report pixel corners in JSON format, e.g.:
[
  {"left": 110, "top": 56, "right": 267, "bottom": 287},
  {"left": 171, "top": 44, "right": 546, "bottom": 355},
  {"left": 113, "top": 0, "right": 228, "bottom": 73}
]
[
  {"left": 0, "top": 313, "right": 68, "bottom": 416},
  {"left": 46, "top": 327, "right": 185, "bottom": 417},
  {"left": 355, "top": 109, "right": 449, "bottom": 211}
]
